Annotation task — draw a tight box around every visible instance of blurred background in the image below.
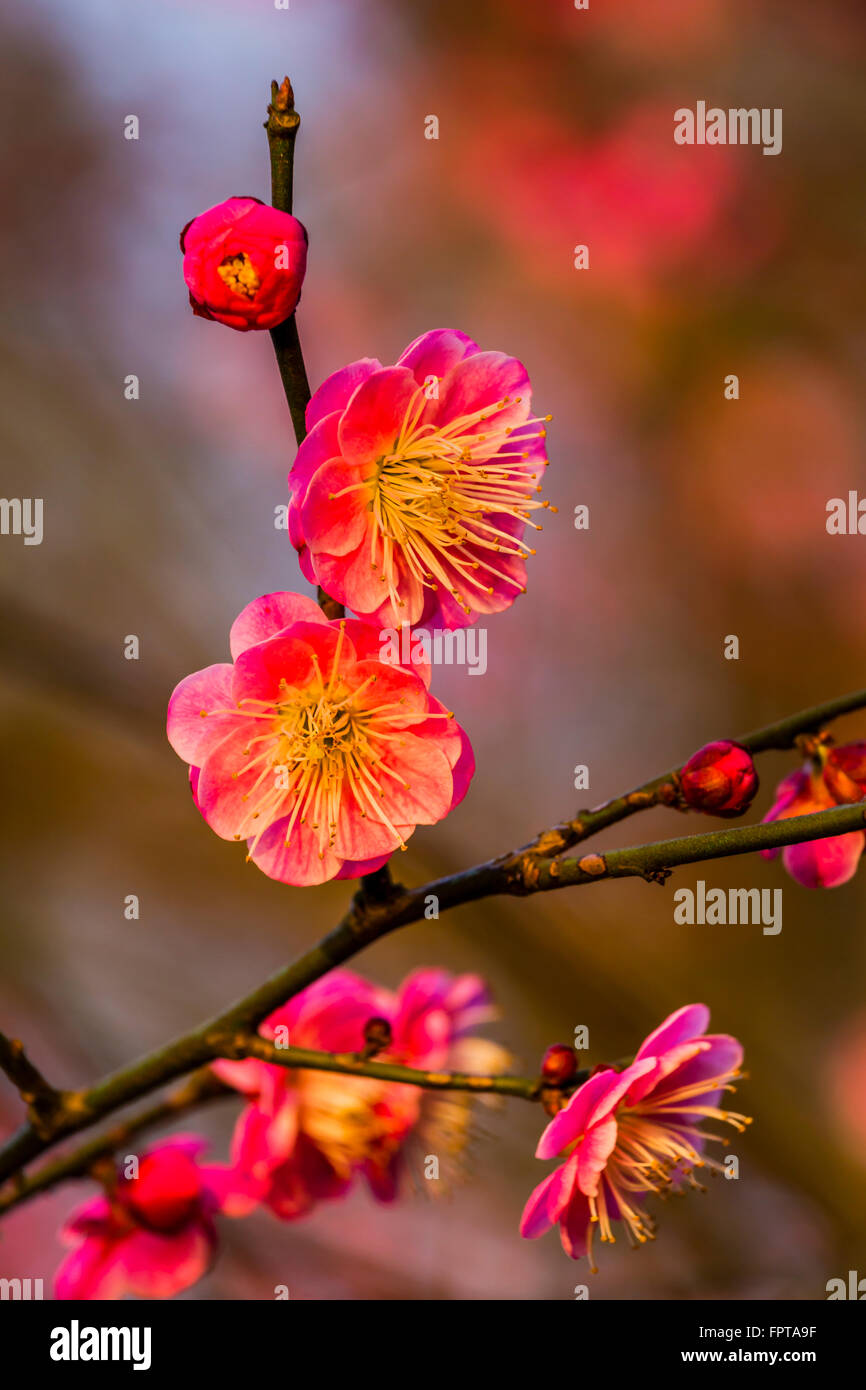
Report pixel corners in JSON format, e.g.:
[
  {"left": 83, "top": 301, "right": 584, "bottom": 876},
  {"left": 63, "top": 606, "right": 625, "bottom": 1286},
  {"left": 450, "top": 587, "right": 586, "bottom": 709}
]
[{"left": 1, "top": 0, "right": 865, "bottom": 1300}]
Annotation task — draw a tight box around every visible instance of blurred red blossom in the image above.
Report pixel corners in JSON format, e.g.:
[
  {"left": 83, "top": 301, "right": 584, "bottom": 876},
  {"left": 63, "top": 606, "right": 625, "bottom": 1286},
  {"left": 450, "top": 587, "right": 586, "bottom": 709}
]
[
  {"left": 213, "top": 968, "right": 508, "bottom": 1216},
  {"left": 762, "top": 744, "right": 866, "bottom": 888},
  {"left": 54, "top": 1137, "right": 239, "bottom": 1301}
]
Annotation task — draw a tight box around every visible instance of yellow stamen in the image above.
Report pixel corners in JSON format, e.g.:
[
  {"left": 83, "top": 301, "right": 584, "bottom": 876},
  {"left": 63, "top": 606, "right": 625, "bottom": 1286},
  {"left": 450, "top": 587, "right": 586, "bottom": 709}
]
[{"left": 217, "top": 252, "right": 260, "bottom": 299}]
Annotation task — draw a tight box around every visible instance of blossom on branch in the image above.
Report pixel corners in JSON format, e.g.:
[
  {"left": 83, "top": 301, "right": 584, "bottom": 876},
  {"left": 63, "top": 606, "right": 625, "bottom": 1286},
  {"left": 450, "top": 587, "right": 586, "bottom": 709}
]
[
  {"left": 520, "top": 1004, "right": 748, "bottom": 1267},
  {"left": 213, "top": 968, "right": 508, "bottom": 1216},
  {"left": 167, "top": 592, "right": 473, "bottom": 886},
  {"left": 762, "top": 742, "right": 866, "bottom": 888},
  {"left": 180, "top": 196, "right": 307, "bottom": 331},
  {"left": 287, "top": 328, "right": 552, "bottom": 629},
  {"left": 54, "top": 1137, "right": 237, "bottom": 1300}
]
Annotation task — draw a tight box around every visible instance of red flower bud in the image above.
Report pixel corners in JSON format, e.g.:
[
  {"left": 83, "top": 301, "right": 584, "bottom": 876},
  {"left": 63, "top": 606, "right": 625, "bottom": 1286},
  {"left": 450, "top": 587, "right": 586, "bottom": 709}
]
[
  {"left": 679, "top": 740, "right": 758, "bottom": 817},
  {"left": 362, "top": 1016, "right": 393, "bottom": 1057},
  {"left": 824, "top": 743, "right": 866, "bottom": 804},
  {"left": 540, "top": 1043, "right": 579, "bottom": 1085},
  {"left": 180, "top": 196, "right": 307, "bottom": 332}
]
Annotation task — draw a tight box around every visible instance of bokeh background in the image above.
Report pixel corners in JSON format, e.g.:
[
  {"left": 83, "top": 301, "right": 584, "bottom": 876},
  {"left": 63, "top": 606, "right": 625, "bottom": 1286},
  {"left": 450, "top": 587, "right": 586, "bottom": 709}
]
[{"left": 1, "top": 0, "right": 865, "bottom": 1300}]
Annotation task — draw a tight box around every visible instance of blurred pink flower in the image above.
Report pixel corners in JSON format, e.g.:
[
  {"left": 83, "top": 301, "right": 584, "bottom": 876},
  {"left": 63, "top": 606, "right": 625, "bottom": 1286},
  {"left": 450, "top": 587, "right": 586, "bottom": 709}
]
[
  {"left": 181, "top": 196, "right": 307, "bottom": 331},
  {"left": 214, "top": 968, "right": 507, "bottom": 1217},
  {"left": 452, "top": 101, "right": 767, "bottom": 303},
  {"left": 826, "top": 1013, "right": 866, "bottom": 1162},
  {"left": 54, "top": 1137, "right": 231, "bottom": 1300},
  {"left": 761, "top": 746, "right": 866, "bottom": 888},
  {"left": 520, "top": 1004, "right": 747, "bottom": 1266},
  {"left": 288, "top": 329, "right": 551, "bottom": 629},
  {"left": 167, "top": 592, "right": 473, "bottom": 886}
]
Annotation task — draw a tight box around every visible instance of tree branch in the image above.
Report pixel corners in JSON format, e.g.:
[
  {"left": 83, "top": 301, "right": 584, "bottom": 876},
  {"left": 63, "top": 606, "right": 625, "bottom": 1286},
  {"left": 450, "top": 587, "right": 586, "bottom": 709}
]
[
  {"left": 225, "top": 1036, "right": 555, "bottom": 1098},
  {"left": 264, "top": 76, "right": 345, "bottom": 625},
  {"left": 0, "top": 1033, "right": 66, "bottom": 1139},
  {"left": 0, "top": 1072, "right": 232, "bottom": 1219},
  {"left": 529, "top": 803, "right": 866, "bottom": 890},
  {"left": 1, "top": 681, "right": 863, "bottom": 1203},
  {"left": 520, "top": 686, "right": 866, "bottom": 862}
]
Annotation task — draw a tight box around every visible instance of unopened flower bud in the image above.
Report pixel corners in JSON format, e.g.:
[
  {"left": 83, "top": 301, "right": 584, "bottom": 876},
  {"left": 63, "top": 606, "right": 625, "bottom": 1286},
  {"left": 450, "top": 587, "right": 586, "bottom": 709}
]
[
  {"left": 180, "top": 196, "right": 307, "bottom": 332},
  {"left": 362, "top": 1016, "right": 393, "bottom": 1058},
  {"left": 679, "top": 740, "right": 758, "bottom": 817},
  {"left": 540, "top": 1043, "right": 578, "bottom": 1085}
]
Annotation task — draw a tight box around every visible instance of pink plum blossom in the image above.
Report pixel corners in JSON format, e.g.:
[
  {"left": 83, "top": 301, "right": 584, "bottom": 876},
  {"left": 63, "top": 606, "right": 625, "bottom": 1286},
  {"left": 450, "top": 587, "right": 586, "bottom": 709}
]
[
  {"left": 167, "top": 592, "right": 473, "bottom": 886},
  {"left": 520, "top": 1004, "right": 748, "bottom": 1266},
  {"left": 54, "top": 1137, "right": 234, "bottom": 1300},
  {"left": 181, "top": 196, "right": 307, "bottom": 331},
  {"left": 214, "top": 968, "right": 508, "bottom": 1217},
  {"left": 761, "top": 744, "right": 866, "bottom": 888},
  {"left": 287, "top": 329, "right": 552, "bottom": 629}
]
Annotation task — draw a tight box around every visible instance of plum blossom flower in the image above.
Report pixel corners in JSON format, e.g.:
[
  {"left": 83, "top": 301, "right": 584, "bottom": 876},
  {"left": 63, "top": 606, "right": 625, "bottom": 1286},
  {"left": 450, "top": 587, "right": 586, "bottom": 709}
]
[
  {"left": 761, "top": 743, "right": 866, "bottom": 888},
  {"left": 520, "top": 1005, "right": 748, "bottom": 1267},
  {"left": 167, "top": 592, "right": 473, "bottom": 887},
  {"left": 181, "top": 196, "right": 307, "bottom": 331},
  {"left": 54, "top": 1137, "right": 234, "bottom": 1300},
  {"left": 287, "top": 329, "right": 553, "bottom": 629},
  {"left": 214, "top": 968, "right": 508, "bottom": 1218}
]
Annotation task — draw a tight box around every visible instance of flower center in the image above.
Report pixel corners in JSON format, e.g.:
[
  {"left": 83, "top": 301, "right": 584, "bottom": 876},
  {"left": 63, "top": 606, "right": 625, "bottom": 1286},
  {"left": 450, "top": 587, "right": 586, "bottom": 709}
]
[
  {"left": 211, "top": 625, "right": 452, "bottom": 859},
  {"left": 584, "top": 1067, "right": 751, "bottom": 1272},
  {"left": 217, "top": 252, "right": 261, "bottom": 299},
  {"left": 334, "top": 386, "right": 554, "bottom": 616}
]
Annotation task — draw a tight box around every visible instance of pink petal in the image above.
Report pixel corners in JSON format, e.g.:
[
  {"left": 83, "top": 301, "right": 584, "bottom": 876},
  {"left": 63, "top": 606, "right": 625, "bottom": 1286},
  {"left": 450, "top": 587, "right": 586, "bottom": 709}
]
[
  {"left": 54, "top": 1237, "right": 128, "bottom": 1300},
  {"left": 559, "top": 1190, "right": 593, "bottom": 1260},
  {"left": 302, "top": 459, "right": 373, "bottom": 558},
  {"left": 167, "top": 663, "right": 236, "bottom": 765},
  {"left": 536, "top": 1069, "right": 619, "bottom": 1160},
  {"left": 337, "top": 366, "right": 419, "bottom": 468},
  {"left": 306, "top": 358, "right": 382, "bottom": 432},
  {"left": 247, "top": 815, "right": 345, "bottom": 886},
  {"left": 333, "top": 788, "right": 410, "bottom": 862},
  {"left": 229, "top": 592, "right": 326, "bottom": 659},
  {"left": 782, "top": 832, "right": 865, "bottom": 888},
  {"left": 117, "top": 1223, "right": 215, "bottom": 1299},
  {"left": 335, "top": 850, "right": 393, "bottom": 879},
  {"left": 520, "top": 1160, "right": 575, "bottom": 1239},
  {"left": 195, "top": 723, "right": 279, "bottom": 840},
  {"left": 575, "top": 1115, "right": 618, "bottom": 1196},
  {"left": 311, "top": 532, "right": 396, "bottom": 618},
  {"left": 288, "top": 410, "right": 343, "bottom": 508},
  {"left": 634, "top": 1004, "right": 711, "bottom": 1062},
  {"left": 59, "top": 1194, "right": 113, "bottom": 1242},
  {"left": 231, "top": 631, "right": 329, "bottom": 705},
  {"left": 624, "top": 1041, "right": 710, "bottom": 1106},
  {"left": 348, "top": 657, "right": 430, "bottom": 723},
  {"left": 211, "top": 1056, "right": 272, "bottom": 1096},
  {"left": 396, "top": 328, "right": 479, "bottom": 386},
  {"left": 433, "top": 350, "right": 531, "bottom": 438}
]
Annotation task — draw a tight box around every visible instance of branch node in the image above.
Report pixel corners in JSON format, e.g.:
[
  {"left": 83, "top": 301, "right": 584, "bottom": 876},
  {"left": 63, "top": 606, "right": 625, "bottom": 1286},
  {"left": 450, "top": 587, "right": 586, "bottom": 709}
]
[{"left": 576, "top": 853, "right": 607, "bottom": 878}]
